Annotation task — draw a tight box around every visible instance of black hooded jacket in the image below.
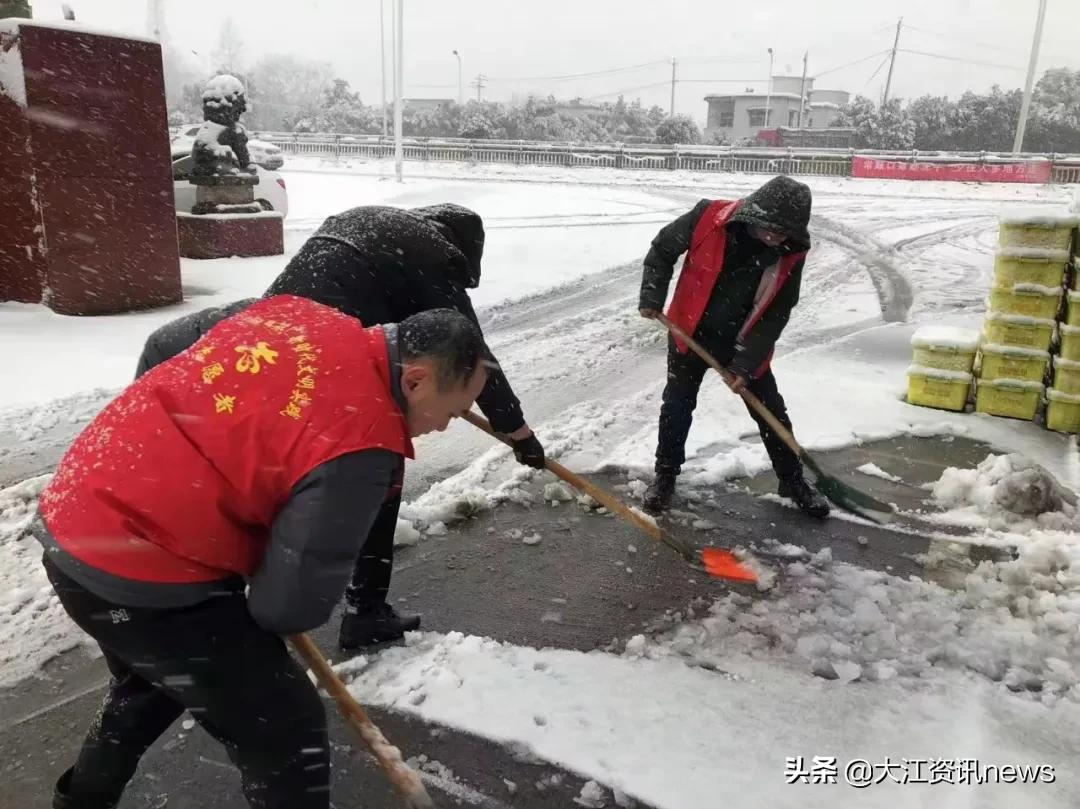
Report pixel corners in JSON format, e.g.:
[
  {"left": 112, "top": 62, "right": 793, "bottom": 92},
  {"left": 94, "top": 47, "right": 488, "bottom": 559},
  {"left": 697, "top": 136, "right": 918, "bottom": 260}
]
[
  {"left": 268, "top": 204, "right": 525, "bottom": 433},
  {"left": 138, "top": 205, "right": 525, "bottom": 434},
  {"left": 640, "top": 176, "right": 812, "bottom": 377}
]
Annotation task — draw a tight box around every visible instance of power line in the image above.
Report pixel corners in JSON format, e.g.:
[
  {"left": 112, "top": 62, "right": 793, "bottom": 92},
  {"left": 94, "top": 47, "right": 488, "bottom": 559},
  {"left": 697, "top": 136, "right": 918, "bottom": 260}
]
[
  {"left": 863, "top": 53, "right": 892, "bottom": 91},
  {"left": 814, "top": 49, "right": 892, "bottom": 78},
  {"left": 584, "top": 81, "right": 669, "bottom": 100},
  {"left": 903, "top": 24, "right": 1027, "bottom": 56},
  {"left": 903, "top": 23, "right": 1076, "bottom": 59},
  {"left": 899, "top": 48, "right": 1025, "bottom": 72},
  {"left": 487, "top": 60, "right": 668, "bottom": 83},
  {"left": 678, "top": 57, "right": 764, "bottom": 66},
  {"left": 676, "top": 78, "right": 779, "bottom": 84},
  {"left": 802, "top": 20, "right": 897, "bottom": 53}
]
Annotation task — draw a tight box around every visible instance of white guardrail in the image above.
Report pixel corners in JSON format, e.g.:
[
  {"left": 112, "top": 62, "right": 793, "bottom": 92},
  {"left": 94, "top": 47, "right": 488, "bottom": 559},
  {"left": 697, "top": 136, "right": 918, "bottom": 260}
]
[{"left": 250, "top": 132, "right": 1080, "bottom": 183}]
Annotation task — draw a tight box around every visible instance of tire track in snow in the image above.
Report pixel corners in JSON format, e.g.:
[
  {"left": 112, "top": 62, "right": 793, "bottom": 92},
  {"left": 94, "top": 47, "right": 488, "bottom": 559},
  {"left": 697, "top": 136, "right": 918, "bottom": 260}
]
[{"left": 809, "top": 214, "right": 914, "bottom": 322}]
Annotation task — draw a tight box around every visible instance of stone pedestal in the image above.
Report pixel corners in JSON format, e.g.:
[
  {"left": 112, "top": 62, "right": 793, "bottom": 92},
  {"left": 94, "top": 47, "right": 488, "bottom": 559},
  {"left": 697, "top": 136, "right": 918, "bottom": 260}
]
[
  {"left": 190, "top": 173, "right": 261, "bottom": 215},
  {"left": 177, "top": 212, "right": 285, "bottom": 260},
  {"left": 0, "top": 20, "right": 181, "bottom": 315},
  {"left": 178, "top": 173, "right": 284, "bottom": 258}
]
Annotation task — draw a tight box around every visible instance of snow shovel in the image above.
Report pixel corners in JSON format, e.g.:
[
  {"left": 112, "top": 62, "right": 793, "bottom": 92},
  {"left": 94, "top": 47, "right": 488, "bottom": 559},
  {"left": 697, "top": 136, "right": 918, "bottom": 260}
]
[
  {"left": 461, "top": 410, "right": 758, "bottom": 584},
  {"left": 655, "top": 313, "right": 894, "bottom": 525},
  {"left": 288, "top": 633, "right": 436, "bottom": 809}
]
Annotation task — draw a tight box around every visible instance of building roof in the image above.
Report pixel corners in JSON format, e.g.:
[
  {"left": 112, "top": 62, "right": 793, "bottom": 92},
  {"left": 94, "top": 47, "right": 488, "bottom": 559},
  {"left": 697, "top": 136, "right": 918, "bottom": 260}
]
[{"left": 704, "top": 92, "right": 803, "bottom": 102}]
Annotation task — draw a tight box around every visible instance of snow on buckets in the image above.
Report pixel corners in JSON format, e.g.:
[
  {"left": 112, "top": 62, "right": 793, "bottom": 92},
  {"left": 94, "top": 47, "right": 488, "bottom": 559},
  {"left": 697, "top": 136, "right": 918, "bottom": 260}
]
[
  {"left": 974, "top": 207, "right": 1080, "bottom": 428},
  {"left": 998, "top": 209, "right": 1079, "bottom": 252},
  {"left": 907, "top": 326, "right": 979, "bottom": 412}
]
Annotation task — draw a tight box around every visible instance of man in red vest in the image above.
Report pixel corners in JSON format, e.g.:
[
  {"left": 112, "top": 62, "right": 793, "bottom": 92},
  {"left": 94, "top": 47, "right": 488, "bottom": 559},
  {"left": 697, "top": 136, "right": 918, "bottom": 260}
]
[
  {"left": 34, "top": 298, "right": 488, "bottom": 809},
  {"left": 136, "top": 204, "right": 544, "bottom": 651},
  {"left": 638, "top": 175, "right": 829, "bottom": 518}
]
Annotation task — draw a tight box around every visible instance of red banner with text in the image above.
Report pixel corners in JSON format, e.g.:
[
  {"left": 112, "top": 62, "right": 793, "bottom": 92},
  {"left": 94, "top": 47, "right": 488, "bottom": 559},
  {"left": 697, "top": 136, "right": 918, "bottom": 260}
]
[{"left": 852, "top": 156, "right": 1052, "bottom": 184}]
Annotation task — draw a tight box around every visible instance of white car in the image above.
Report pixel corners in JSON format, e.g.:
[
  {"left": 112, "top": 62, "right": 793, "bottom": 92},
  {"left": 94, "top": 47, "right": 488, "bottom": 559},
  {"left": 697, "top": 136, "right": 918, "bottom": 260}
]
[
  {"left": 172, "top": 152, "right": 289, "bottom": 218},
  {"left": 171, "top": 125, "right": 285, "bottom": 171}
]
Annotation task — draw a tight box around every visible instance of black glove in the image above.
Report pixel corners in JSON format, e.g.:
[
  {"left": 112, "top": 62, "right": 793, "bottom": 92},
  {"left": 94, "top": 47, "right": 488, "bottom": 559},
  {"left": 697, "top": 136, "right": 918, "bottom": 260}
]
[
  {"left": 512, "top": 433, "right": 546, "bottom": 470},
  {"left": 726, "top": 366, "right": 752, "bottom": 393}
]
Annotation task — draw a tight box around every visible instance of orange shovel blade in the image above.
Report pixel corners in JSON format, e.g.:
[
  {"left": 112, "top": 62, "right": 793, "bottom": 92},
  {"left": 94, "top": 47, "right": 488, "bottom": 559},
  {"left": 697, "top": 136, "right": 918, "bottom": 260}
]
[{"left": 701, "top": 547, "right": 758, "bottom": 584}]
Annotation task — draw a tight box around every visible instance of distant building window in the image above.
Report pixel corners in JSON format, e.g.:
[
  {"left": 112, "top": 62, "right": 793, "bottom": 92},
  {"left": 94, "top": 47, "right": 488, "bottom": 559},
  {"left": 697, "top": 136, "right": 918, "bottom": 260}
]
[
  {"left": 717, "top": 110, "right": 734, "bottom": 127},
  {"left": 789, "top": 109, "right": 800, "bottom": 127},
  {"left": 748, "top": 109, "right": 770, "bottom": 128}
]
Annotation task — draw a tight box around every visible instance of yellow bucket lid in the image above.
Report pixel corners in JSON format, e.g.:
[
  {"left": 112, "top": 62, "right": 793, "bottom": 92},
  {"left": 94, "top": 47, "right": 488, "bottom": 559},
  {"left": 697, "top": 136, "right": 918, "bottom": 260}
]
[
  {"left": 985, "top": 311, "right": 1056, "bottom": 326},
  {"left": 976, "top": 377, "right": 1044, "bottom": 391},
  {"left": 980, "top": 342, "right": 1048, "bottom": 359},
  {"left": 906, "top": 364, "right": 972, "bottom": 381},
  {"left": 910, "top": 325, "right": 980, "bottom": 351},
  {"left": 995, "top": 246, "right": 1070, "bottom": 262},
  {"left": 1048, "top": 389, "right": 1080, "bottom": 403}
]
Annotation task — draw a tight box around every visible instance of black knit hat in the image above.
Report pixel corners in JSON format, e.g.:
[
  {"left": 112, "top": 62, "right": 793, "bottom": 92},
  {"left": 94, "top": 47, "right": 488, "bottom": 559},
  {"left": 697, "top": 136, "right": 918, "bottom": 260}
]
[{"left": 729, "top": 175, "right": 812, "bottom": 250}]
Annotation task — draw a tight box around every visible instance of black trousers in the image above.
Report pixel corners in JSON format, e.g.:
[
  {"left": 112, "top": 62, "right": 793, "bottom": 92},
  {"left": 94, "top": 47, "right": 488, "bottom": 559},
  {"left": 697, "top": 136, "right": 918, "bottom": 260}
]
[
  {"left": 344, "top": 494, "right": 400, "bottom": 609},
  {"left": 43, "top": 556, "right": 330, "bottom": 809},
  {"left": 655, "top": 338, "right": 801, "bottom": 481}
]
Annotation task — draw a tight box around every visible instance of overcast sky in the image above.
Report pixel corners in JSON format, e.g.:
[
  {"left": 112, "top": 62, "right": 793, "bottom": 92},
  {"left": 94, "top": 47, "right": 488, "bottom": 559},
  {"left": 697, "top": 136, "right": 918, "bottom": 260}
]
[{"left": 30, "top": 0, "right": 1080, "bottom": 122}]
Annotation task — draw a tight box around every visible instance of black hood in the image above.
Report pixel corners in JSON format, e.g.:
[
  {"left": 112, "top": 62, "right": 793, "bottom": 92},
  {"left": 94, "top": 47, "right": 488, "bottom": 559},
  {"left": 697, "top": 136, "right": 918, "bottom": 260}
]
[
  {"left": 729, "top": 175, "right": 812, "bottom": 251},
  {"left": 412, "top": 204, "right": 485, "bottom": 288}
]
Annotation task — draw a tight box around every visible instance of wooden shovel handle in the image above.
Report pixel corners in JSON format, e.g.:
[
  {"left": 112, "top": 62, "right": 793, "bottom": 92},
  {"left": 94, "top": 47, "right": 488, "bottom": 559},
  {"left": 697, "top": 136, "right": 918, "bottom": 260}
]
[
  {"left": 287, "top": 633, "right": 434, "bottom": 809},
  {"left": 656, "top": 313, "right": 805, "bottom": 458},
  {"left": 460, "top": 411, "right": 693, "bottom": 560}
]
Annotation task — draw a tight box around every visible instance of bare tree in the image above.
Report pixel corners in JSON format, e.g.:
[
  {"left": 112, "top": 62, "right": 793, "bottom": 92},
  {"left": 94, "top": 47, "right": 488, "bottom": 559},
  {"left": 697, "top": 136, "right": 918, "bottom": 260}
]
[{"left": 212, "top": 17, "right": 245, "bottom": 75}]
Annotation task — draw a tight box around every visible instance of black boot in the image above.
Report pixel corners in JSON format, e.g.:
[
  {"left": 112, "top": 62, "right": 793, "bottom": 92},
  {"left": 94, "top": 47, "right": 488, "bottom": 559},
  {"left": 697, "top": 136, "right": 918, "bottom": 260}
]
[
  {"left": 53, "top": 768, "right": 117, "bottom": 809},
  {"left": 778, "top": 475, "right": 830, "bottom": 519},
  {"left": 643, "top": 467, "right": 678, "bottom": 514},
  {"left": 339, "top": 602, "right": 420, "bottom": 650}
]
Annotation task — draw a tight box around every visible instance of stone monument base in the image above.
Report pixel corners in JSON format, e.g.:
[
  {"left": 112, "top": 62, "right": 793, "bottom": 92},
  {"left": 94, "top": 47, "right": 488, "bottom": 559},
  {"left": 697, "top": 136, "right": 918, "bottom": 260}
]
[
  {"left": 189, "top": 172, "right": 262, "bottom": 215},
  {"left": 177, "top": 211, "right": 284, "bottom": 260}
]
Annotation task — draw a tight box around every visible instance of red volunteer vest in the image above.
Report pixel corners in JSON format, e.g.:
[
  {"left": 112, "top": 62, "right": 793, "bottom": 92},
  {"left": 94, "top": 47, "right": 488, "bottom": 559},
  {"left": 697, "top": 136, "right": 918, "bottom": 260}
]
[
  {"left": 666, "top": 200, "right": 807, "bottom": 375},
  {"left": 40, "top": 295, "right": 413, "bottom": 584}
]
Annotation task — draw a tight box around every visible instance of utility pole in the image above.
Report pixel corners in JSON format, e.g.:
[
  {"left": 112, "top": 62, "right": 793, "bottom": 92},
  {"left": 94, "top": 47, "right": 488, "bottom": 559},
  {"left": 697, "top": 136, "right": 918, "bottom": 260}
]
[
  {"left": 764, "top": 48, "right": 773, "bottom": 128},
  {"left": 1013, "top": 0, "right": 1048, "bottom": 153},
  {"left": 393, "top": 0, "right": 403, "bottom": 182},
  {"left": 470, "top": 73, "right": 487, "bottom": 102},
  {"left": 669, "top": 58, "right": 677, "bottom": 116},
  {"left": 797, "top": 51, "right": 808, "bottom": 128},
  {"left": 882, "top": 17, "right": 903, "bottom": 106},
  {"left": 379, "top": 0, "right": 388, "bottom": 137},
  {"left": 452, "top": 49, "right": 463, "bottom": 105}
]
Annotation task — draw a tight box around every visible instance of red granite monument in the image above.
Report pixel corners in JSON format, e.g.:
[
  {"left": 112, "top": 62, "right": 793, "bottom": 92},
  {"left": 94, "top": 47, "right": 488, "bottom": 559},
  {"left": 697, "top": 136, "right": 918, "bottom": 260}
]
[{"left": 0, "top": 19, "right": 182, "bottom": 315}]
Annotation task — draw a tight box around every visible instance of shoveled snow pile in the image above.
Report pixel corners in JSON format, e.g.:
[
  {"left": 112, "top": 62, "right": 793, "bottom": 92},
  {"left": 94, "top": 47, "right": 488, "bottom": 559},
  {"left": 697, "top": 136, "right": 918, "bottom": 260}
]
[
  {"left": 0, "top": 475, "right": 87, "bottom": 687},
  {"left": 393, "top": 518, "right": 421, "bottom": 547},
  {"left": 401, "top": 444, "right": 539, "bottom": 526},
  {"left": 543, "top": 482, "right": 574, "bottom": 503},
  {"left": 931, "top": 453, "right": 1078, "bottom": 528},
  {"left": 633, "top": 537, "right": 1080, "bottom": 701}
]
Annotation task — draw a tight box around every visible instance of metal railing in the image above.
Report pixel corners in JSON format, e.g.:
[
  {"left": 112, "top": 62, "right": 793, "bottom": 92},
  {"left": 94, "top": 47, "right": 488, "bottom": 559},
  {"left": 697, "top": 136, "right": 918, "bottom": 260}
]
[
  {"left": 1053, "top": 162, "right": 1080, "bottom": 184},
  {"left": 252, "top": 132, "right": 1080, "bottom": 183}
]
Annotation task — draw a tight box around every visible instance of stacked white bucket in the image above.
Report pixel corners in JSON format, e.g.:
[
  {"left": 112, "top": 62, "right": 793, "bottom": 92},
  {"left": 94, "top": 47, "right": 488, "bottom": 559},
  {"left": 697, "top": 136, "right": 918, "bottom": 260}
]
[{"left": 979, "top": 209, "right": 1080, "bottom": 427}]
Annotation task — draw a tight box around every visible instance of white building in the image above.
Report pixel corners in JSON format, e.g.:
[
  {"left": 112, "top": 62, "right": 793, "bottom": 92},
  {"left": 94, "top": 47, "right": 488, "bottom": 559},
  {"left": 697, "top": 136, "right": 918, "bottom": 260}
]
[{"left": 704, "top": 76, "right": 850, "bottom": 143}]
